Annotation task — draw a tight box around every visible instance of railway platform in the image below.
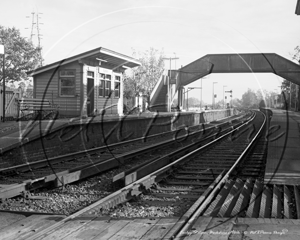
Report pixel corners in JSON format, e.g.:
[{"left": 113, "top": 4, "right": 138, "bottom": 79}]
[
  {"left": 0, "top": 113, "right": 158, "bottom": 154},
  {"left": 0, "top": 114, "right": 145, "bottom": 154},
  {"left": 264, "top": 109, "right": 300, "bottom": 185},
  {"left": 0, "top": 119, "right": 71, "bottom": 154},
  {"left": 0, "top": 110, "right": 236, "bottom": 158},
  {"left": 3, "top": 214, "right": 299, "bottom": 240}
]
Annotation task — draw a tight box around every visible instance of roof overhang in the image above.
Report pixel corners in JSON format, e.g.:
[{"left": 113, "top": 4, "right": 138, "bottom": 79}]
[
  {"left": 28, "top": 47, "right": 141, "bottom": 76},
  {"left": 296, "top": 0, "right": 300, "bottom": 15}
]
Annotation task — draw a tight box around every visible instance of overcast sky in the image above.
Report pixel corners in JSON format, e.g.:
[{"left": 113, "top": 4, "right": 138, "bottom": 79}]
[{"left": 1, "top": 0, "right": 299, "bottom": 103}]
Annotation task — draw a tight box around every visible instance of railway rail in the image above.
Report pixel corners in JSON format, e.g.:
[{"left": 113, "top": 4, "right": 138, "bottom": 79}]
[
  {"left": 2, "top": 109, "right": 299, "bottom": 240},
  {"left": 0, "top": 113, "right": 248, "bottom": 201},
  {"left": 20, "top": 109, "right": 277, "bottom": 240}
]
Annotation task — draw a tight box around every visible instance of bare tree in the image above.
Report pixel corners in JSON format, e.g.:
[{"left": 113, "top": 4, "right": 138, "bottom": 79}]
[{"left": 123, "top": 47, "right": 165, "bottom": 110}]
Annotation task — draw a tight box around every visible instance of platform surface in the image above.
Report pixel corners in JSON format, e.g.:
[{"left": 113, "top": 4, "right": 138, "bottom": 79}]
[
  {"left": 0, "top": 212, "right": 65, "bottom": 240},
  {"left": 0, "top": 111, "right": 234, "bottom": 157},
  {"left": 264, "top": 109, "right": 300, "bottom": 185},
  {"left": 0, "top": 119, "right": 71, "bottom": 153},
  {"left": 9, "top": 216, "right": 300, "bottom": 240}
]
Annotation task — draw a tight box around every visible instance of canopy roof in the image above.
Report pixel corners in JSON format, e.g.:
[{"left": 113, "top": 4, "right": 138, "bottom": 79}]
[{"left": 28, "top": 47, "right": 141, "bottom": 76}]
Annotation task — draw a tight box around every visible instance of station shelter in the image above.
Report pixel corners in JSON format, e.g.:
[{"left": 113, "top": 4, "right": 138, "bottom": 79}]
[{"left": 28, "top": 47, "right": 141, "bottom": 117}]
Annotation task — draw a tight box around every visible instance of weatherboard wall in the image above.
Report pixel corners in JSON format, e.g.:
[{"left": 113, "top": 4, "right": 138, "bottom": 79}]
[
  {"left": 33, "top": 61, "right": 123, "bottom": 117},
  {"left": 33, "top": 61, "right": 81, "bottom": 116}
]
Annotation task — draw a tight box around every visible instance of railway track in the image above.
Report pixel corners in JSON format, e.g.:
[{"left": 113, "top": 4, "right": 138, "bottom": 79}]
[
  {"left": 0, "top": 113, "right": 248, "bottom": 200},
  {"left": 20, "top": 109, "right": 276, "bottom": 240},
  {"left": 4, "top": 109, "right": 299, "bottom": 240},
  {"left": 86, "top": 110, "right": 265, "bottom": 218}
]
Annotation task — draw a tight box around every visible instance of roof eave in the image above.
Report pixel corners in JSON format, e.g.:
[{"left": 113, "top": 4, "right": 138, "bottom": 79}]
[{"left": 27, "top": 47, "right": 141, "bottom": 76}]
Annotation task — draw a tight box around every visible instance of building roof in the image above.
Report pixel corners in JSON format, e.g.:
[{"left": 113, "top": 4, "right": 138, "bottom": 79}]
[{"left": 28, "top": 47, "right": 141, "bottom": 76}]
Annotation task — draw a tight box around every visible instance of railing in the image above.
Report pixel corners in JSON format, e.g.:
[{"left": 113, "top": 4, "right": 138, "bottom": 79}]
[{"left": 0, "top": 86, "right": 20, "bottom": 120}]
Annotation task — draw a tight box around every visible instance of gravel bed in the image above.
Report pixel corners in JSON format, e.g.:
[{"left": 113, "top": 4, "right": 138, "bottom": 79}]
[
  {"left": 0, "top": 120, "right": 238, "bottom": 216},
  {"left": 0, "top": 172, "right": 114, "bottom": 215},
  {"left": 0, "top": 153, "right": 158, "bottom": 215},
  {"left": 96, "top": 194, "right": 195, "bottom": 218}
]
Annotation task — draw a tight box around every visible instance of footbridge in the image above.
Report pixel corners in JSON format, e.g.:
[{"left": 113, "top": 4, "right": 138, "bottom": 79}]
[{"left": 150, "top": 53, "right": 300, "bottom": 112}]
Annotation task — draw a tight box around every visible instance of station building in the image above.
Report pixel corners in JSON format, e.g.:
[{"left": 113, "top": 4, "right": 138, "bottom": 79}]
[{"left": 28, "top": 47, "right": 140, "bottom": 117}]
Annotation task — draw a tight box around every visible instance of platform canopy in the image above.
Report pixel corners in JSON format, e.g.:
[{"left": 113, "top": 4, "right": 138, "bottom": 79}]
[
  {"left": 176, "top": 53, "right": 300, "bottom": 91},
  {"left": 28, "top": 47, "right": 141, "bottom": 76}
]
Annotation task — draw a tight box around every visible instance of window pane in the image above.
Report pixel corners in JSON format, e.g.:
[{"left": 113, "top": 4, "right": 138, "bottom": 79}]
[
  {"left": 115, "top": 82, "right": 120, "bottom": 98},
  {"left": 61, "top": 88, "right": 75, "bottom": 95},
  {"left": 61, "top": 78, "right": 75, "bottom": 86},
  {"left": 99, "top": 80, "right": 105, "bottom": 97},
  {"left": 100, "top": 74, "right": 105, "bottom": 79},
  {"left": 115, "top": 76, "right": 120, "bottom": 81},
  {"left": 87, "top": 71, "right": 94, "bottom": 78},
  {"left": 105, "top": 81, "right": 111, "bottom": 97},
  {"left": 99, "top": 80, "right": 104, "bottom": 88},
  {"left": 106, "top": 74, "right": 111, "bottom": 80},
  {"left": 99, "top": 88, "right": 103, "bottom": 97}
]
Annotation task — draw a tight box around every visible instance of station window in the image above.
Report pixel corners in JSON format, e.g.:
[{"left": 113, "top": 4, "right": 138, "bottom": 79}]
[
  {"left": 105, "top": 80, "right": 111, "bottom": 97},
  {"left": 99, "top": 80, "right": 105, "bottom": 97},
  {"left": 114, "top": 75, "right": 121, "bottom": 98},
  {"left": 87, "top": 71, "right": 94, "bottom": 78},
  {"left": 59, "top": 69, "right": 76, "bottom": 97},
  {"left": 99, "top": 74, "right": 113, "bottom": 97}
]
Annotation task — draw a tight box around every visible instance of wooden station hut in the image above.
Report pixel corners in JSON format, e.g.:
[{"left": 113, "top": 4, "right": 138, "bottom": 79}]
[{"left": 28, "top": 47, "right": 141, "bottom": 117}]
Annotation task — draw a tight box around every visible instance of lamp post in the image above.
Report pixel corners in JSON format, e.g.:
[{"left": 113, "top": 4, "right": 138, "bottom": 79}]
[
  {"left": 223, "top": 85, "right": 227, "bottom": 109},
  {"left": 295, "top": 85, "right": 298, "bottom": 111},
  {"left": 290, "top": 81, "right": 292, "bottom": 110},
  {"left": 0, "top": 44, "right": 5, "bottom": 122},
  {"left": 230, "top": 90, "right": 233, "bottom": 108},
  {"left": 200, "top": 78, "right": 203, "bottom": 110},
  {"left": 212, "top": 82, "right": 217, "bottom": 109},
  {"left": 187, "top": 88, "right": 190, "bottom": 111}
]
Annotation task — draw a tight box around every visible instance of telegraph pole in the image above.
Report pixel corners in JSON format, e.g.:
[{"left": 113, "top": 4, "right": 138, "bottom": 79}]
[
  {"left": 163, "top": 57, "right": 179, "bottom": 112},
  {"left": 26, "top": 11, "right": 43, "bottom": 66}
]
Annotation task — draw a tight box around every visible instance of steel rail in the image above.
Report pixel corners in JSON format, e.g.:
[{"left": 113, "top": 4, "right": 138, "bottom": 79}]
[
  {"left": 0, "top": 114, "right": 250, "bottom": 200},
  {"left": 0, "top": 114, "right": 245, "bottom": 174},
  {"left": 173, "top": 110, "right": 266, "bottom": 239},
  {"left": 26, "top": 111, "right": 257, "bottom": 240}
]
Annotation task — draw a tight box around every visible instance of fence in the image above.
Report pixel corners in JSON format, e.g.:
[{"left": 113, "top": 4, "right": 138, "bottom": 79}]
[{"left": 0, "top": 87, "right": 20, "bottom": 121}]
